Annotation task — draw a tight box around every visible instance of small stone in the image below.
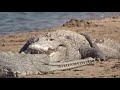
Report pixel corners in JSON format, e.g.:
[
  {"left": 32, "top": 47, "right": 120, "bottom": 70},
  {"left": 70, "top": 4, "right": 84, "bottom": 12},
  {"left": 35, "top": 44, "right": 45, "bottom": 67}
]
[{"left": 2, "top": 44, "right": 5, "bottom": 46}]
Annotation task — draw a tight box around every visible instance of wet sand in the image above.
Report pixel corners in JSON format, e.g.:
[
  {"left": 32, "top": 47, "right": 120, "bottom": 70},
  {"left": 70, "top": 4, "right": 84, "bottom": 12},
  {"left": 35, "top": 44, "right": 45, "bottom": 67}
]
[{"left": 0, "top": 16, "right": 120, "bottom": 78}]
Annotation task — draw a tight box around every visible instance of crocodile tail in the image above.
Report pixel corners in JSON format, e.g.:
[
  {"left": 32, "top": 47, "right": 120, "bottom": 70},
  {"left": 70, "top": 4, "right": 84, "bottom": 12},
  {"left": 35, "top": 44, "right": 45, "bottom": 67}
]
[
  {"left": 98, "top": 38, "right": 120, "bottom": 53},
  {"left": 80, "top": 33, "right": 99, "bottom": 49},
  {"left": 96, "top": 38, "right": 120, "bottom": 59}
]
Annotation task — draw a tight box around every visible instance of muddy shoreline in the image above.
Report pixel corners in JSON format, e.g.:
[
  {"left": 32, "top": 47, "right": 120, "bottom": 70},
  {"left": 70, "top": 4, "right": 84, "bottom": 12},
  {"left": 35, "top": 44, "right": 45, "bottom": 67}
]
[{"left": 0, "top": 16, "right": 120, "bottom": 78}]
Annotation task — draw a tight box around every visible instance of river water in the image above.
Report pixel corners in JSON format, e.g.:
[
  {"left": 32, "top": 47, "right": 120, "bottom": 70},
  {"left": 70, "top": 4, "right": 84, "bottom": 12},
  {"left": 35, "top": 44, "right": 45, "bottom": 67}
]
[{"left": 0, "top": 12, "right": 120, "bottom": 35}]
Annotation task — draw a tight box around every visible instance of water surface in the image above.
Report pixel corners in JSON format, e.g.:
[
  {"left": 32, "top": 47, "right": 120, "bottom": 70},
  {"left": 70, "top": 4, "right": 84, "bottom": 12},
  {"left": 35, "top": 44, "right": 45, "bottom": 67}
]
[{"left": 0, "top": 12, "right": 120, "bottom": 35}]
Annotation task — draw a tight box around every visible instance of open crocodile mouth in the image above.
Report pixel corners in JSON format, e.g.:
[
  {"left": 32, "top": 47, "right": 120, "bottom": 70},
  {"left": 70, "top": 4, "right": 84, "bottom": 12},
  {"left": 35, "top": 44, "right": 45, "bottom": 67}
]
[
  {"left": 26, "top": 47, "right": 56, "bottom": 55},
  {"left": 26, "top": 43, "right": 66, "bottom": 55}
]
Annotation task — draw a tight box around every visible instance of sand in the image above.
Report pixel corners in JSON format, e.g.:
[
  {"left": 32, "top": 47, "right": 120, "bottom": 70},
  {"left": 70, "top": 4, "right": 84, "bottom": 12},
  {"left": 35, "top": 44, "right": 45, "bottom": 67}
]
[{"left": 0, "top": 16, "right": 120, "bottom": 78}]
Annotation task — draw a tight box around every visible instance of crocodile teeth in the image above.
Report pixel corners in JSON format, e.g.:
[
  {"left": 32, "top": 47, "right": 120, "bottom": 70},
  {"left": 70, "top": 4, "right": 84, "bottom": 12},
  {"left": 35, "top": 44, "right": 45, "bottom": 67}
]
[
  {"left": 15, "top": 71, "right": 23, "bottom": 77},
  {"left": 81, "top": 62, "right": 84, "bottom": 65},
  {"left": 20, "top": 72, "right": 27, "bottom": 76},
  {"left": 78, "top": 62, "right": 81, "bottom": 65},
  {"left": 28, "top": 71, "right": 33, "bottom": 75},
  {"left": 49, "top": 58, "right": 95, "bottom": 71},
  {"left": 26, "top": 71, "right": 32, "bottom": 75},
  {"left": 37, "top": 51, "right": 39, "bottom": 54},
  {"left": 34, "top": 71, "right": 39, "bottom": 75},
  {"left": 66, "top": 64, "right": 69, "bottom": 67}
]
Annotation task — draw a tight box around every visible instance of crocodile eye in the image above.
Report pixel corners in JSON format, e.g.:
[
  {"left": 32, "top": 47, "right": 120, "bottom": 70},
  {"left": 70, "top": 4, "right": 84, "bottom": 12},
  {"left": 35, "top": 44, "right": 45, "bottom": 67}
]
[
  {"left": 50, "top": 39, "right": 54, "bottom": 41},
  {"left": 65, "top": 36, "right": 72, "bottom": 40},
  {"left": 95, "top": 39, "right": 104, "bottom": 43},
  {"left": 59, "top": 44, "right": 66, "bottom": 47}
]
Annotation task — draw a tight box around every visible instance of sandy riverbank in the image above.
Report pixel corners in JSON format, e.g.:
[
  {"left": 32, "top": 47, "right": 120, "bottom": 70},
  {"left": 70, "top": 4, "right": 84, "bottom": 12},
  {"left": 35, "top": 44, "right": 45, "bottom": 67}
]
[{"left": 0, "top": 16, "right": 120, "bottom": 78}]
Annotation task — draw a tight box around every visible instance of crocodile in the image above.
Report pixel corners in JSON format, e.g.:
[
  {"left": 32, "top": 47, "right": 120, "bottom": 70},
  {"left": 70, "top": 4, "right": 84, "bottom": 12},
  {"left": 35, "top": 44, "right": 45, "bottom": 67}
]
[
  {"left": 21, "top": 30, "right": 120, "bottom": 61},
  {"left": 1, "top": 30, "right": 120, "bottom": 78},
  {"left": 0, "top": 30, "right": 100, "bottom": 78},
  {"left": 22, "top": 30, "right": 120, "bottom": 61},
  {"left": 22, "top": 30, "right": 105, "bottom": 62},
  {"left": 79, "top": 33, "right": 105, "bottom": 60},
  {"left": 0, "top": 52, "right": 95, "bottom": 78}
]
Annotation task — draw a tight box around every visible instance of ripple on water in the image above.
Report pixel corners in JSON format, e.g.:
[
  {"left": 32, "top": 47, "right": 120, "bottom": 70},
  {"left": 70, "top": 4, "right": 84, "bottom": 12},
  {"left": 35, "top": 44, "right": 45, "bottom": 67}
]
[{"left": 0, "top": 12, "right": 120, "bottom": 35}]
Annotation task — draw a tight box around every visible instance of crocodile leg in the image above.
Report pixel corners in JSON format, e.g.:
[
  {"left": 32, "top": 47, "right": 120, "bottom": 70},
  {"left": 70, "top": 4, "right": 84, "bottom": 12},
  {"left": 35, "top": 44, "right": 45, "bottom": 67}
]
[{"left": 80, "top": 33, "right": 105, "bottom": 60}]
